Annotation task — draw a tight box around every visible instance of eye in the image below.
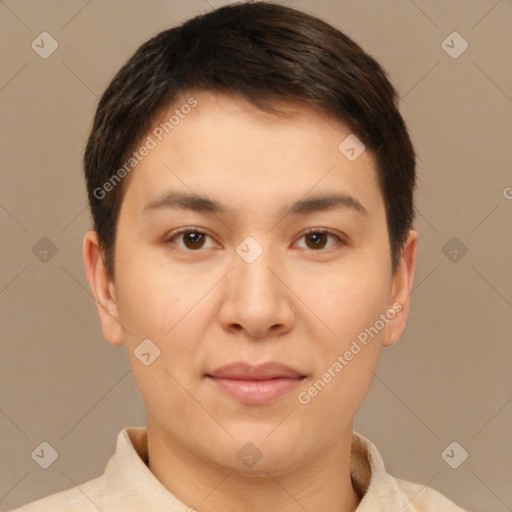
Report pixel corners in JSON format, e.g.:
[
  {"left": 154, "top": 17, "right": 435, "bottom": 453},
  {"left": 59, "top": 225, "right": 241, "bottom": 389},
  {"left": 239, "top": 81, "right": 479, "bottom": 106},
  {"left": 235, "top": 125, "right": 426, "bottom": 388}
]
[
  {"left": 165, "top": 228, "right": 216, "bottom": 251},
  {"left": 164, "top": 227, "right": 345, "bottom": 252},
  {"left": 294, "top": 228, "right": 345, "bottom": 251}
]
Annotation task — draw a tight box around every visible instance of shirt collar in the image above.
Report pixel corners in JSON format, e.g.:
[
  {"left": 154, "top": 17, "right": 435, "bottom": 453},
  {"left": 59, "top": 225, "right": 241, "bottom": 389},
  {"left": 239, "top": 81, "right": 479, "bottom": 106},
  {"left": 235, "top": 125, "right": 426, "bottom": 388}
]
[{"left": 102, "top": 426, "right": 401, "bottom": 511}]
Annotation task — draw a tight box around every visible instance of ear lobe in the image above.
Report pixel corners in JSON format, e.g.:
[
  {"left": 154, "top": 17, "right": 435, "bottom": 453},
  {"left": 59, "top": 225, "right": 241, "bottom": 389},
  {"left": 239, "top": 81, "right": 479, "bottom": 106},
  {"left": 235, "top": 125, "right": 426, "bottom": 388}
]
[
  {"left": 82, "top": 230, "right": 124, "bottom": 346},
  {"left": 381, "top": 229, "right": 419, "bottom": 348}
]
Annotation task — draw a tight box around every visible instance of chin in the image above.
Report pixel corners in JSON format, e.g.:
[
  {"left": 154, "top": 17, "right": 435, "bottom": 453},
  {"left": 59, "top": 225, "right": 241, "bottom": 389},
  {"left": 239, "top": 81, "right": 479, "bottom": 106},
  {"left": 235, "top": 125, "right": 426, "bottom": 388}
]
[{"left": 205, "top": 430, "right": 308, "bottom": 477}]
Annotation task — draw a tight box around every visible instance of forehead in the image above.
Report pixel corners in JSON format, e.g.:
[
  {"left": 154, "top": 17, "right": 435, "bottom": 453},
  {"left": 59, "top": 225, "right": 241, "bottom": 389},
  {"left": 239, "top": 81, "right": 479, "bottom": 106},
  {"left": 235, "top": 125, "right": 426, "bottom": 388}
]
[{"left": 120, "top": 90, "right": 384, "bottom": 222}]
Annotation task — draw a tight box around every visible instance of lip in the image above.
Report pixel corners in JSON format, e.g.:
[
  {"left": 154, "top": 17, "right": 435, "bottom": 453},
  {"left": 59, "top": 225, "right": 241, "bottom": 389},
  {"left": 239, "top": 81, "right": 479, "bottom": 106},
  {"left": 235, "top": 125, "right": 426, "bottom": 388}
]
[
  {"left": 207, "top": 361, "right": 305, "bottom": 380},
  {"left": 206, "top": 362, "right": 306, "bottom": 405}
]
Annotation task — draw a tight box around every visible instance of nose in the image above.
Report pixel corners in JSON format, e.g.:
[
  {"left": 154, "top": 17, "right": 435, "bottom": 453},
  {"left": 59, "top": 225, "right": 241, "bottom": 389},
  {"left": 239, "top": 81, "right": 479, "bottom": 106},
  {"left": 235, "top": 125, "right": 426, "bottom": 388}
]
[{"left": 217, "top": 245, "right": 296, "bottom": 339}]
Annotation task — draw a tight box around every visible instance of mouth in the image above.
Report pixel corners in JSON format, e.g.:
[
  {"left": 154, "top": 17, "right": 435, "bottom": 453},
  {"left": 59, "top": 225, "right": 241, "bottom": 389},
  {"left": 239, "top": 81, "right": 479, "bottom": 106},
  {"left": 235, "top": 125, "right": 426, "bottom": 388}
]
[{"left": 205, "top": 361, "right": 307, "bottom": 405}]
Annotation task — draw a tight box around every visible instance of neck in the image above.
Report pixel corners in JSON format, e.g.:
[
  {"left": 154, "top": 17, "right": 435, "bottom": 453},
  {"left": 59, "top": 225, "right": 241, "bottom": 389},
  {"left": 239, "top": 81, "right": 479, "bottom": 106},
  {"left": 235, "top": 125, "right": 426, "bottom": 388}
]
[{"left": 146, "top": 420, "right": 360, "bottom": 512}]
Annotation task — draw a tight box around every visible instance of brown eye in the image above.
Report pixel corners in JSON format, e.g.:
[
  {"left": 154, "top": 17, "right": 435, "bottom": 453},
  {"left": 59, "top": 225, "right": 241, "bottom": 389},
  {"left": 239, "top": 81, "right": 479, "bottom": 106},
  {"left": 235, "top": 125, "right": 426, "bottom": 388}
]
[
  {"left": 182, "top": 231, "right": 206, "bottom": 249},
  {"left": 165, "top": 228, "right": 344, "bottom": 253},
  {"left": 166, "top": 229, "right": 214, "bottom": 251},
  {"left": 305, "top": 232, "right": 328, "bottom": 249},
  {"left": 296, "top": 229, "right": 344, "bottom": 251}
]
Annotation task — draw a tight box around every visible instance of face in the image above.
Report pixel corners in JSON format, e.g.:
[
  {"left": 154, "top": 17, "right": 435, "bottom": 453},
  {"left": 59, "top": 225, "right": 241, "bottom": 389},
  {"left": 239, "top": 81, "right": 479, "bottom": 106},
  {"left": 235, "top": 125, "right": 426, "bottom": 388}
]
[{"left": 84, "top": 90, "right": 417, "bottom": 476}]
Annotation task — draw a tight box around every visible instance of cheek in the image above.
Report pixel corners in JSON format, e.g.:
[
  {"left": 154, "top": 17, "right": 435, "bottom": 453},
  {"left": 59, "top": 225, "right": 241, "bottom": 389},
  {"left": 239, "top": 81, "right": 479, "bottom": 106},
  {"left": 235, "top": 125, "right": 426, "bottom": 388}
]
[
  {"left": 299, "top": 264, "right": 391, "bottom": 410},
  {"left": 120, "top": 288, "right": 203, "bottom": 424},
  {"left": 296, "top": 279, "right": 385, "bottom": 429},
  {"left": 115, "top": 256, "right": 205, "bottom": 373},
  {"left": 308, "top": 266, "right": 391, "bottom": 343},
  {"left": 114, "top": 247, "right": 185, "bottom": 337}
]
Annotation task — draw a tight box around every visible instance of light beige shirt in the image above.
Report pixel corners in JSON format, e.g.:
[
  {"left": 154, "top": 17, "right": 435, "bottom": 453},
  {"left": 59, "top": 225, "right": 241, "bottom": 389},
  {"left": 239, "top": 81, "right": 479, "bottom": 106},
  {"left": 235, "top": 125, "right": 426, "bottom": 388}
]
[{"left": 11, "top": 427, "right": 467, "bottom": 511}]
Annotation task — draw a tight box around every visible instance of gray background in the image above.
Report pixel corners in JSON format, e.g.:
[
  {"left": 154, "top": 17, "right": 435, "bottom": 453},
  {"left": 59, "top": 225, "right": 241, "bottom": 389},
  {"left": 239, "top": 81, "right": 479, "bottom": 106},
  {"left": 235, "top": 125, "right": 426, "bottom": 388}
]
[{"left": 1, "top": 1, "right": 511, "bottom": 511}]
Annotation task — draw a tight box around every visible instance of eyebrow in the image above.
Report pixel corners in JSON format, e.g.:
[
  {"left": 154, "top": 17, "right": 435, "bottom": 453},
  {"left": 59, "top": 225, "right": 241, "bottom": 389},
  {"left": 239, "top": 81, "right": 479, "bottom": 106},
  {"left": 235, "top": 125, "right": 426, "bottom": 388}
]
[{"left": 143, "top": 191, "right": 368, "bottom": 218}]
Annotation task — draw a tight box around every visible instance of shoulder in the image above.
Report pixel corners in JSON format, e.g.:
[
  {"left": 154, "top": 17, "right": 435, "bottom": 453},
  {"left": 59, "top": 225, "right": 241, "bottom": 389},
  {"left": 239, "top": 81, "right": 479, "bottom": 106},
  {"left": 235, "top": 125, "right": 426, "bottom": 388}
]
[
  {"left": 394, "top": 477, "right": 468, "bottom": 511},
  {"left": 8, "top": 475, "right": 105, "bottom": 512},
  {"left": 351, "top": 431, "right": 467, "bottom": 511}
]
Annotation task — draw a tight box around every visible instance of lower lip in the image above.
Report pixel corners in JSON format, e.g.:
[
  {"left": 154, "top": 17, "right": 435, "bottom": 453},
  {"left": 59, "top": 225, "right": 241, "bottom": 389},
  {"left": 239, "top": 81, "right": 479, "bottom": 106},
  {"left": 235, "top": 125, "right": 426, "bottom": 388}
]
[{"left": 207, "top": 376, "right": 304, "bottom": 405}]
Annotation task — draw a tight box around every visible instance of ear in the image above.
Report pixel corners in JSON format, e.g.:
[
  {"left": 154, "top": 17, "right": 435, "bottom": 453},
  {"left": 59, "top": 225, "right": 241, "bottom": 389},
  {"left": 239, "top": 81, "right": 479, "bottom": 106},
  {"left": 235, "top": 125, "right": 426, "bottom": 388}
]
[
  {"left": 381, "top": 228, "right": 418, "bottom": 348},
  {"left": 82, "top": 230, "right": 124, "bottom": 346}
]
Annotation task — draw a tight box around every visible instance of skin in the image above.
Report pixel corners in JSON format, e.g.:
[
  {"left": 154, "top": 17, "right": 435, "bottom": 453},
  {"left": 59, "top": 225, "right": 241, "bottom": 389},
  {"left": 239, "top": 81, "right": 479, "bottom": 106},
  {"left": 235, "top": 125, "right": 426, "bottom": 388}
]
[{"left": 83, "top": 90, "right": 418, "bottom": 512}]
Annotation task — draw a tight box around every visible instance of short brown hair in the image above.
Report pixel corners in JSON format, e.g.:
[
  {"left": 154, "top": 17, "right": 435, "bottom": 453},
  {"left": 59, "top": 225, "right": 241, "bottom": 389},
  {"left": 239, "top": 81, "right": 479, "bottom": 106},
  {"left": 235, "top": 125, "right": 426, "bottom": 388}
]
[{"left": 84, "top": 1, "right": 416, "bottom": 276}]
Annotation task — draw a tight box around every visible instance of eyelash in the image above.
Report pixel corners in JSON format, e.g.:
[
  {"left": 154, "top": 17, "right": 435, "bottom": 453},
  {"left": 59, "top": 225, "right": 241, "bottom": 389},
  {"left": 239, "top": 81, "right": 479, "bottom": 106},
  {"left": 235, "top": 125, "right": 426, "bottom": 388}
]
[{"left": 164, "top": 227, "right": 346, "bottom": 252}]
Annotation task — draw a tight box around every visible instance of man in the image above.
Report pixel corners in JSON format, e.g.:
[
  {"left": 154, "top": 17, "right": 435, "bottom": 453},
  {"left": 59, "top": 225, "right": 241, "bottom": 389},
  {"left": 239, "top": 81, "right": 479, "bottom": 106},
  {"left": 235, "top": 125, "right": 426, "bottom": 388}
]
[{"left": 12, "top": 2, "right": 467, "bottom": 510}]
